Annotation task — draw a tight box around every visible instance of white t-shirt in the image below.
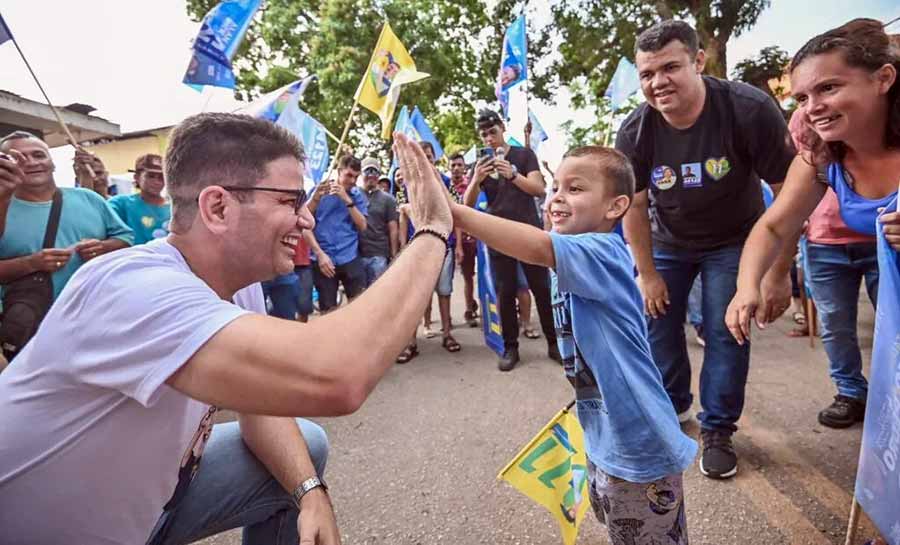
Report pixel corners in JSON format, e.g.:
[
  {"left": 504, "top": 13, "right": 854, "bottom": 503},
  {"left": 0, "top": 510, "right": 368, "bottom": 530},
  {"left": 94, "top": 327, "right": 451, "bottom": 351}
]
[{"left": 0, "top": 239, "right": 265, "bottom": 544}]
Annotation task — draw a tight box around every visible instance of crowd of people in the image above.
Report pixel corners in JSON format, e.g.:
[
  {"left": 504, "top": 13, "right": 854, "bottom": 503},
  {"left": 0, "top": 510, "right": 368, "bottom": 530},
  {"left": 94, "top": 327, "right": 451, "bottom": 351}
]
[{"left": 0, "top": 15, "right": 898, "bottom": 545}]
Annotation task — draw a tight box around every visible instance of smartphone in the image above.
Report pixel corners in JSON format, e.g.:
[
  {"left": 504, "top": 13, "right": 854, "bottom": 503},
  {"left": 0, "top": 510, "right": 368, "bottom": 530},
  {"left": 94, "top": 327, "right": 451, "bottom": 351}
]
[{"left": 478, "top": 147, "right": 495, "bottom": 161}]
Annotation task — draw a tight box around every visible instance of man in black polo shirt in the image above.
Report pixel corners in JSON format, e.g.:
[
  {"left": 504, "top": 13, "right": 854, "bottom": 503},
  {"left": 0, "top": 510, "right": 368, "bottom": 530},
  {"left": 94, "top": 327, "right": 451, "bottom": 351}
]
[
  {"left": 463, "top": 109, "right": 560, "bottom": 371},
  {"left": 617, "top": 20, "right": 795, "bottom": 480}
]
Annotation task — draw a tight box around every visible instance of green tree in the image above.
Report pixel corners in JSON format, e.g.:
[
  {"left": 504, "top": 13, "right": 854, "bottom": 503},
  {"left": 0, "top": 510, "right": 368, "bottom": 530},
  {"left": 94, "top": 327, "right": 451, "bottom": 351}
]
[
  {"left": 732, "top": 45, "right": 790, "bottom": 105},
  {"left": 185, "top": 0, "right": 538, "bottom": 156},
  {"left": 545, "top": 0, "right": 771, "bottom": 141}
]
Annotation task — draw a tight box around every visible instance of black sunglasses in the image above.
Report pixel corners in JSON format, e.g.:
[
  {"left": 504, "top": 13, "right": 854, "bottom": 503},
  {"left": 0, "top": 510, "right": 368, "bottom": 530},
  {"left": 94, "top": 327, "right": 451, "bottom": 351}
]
[{"left": 219, "top": 185, "right": 308, "bottom": 215}]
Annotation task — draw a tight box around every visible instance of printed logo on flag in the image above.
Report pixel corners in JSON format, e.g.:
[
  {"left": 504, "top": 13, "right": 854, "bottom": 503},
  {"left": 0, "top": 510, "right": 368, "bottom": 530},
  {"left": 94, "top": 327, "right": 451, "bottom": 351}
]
[
  {"left": 704, "top": 157, "right": 731, "bottom": 180},
  {"left": 651, "top": 165, "right": 677, "bottom": 190},
  {"left": 681, "top": 163, "right": 702, "bottom": 188},
  {"left": 370, "top": 50, "right": 401, "bottom": 97}
]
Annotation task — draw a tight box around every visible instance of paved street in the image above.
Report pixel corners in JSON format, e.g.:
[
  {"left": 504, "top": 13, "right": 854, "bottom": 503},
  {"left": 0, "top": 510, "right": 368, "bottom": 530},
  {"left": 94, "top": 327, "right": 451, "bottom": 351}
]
[{"left": 203, "top": 278, "right": 880, "bottom": 545}]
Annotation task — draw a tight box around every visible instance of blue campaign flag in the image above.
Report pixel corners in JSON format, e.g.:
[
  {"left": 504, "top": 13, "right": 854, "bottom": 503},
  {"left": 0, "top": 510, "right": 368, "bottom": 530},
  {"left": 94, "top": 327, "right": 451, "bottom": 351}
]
[
  {"left": 0, "top": 12, "right": 13, "bottom": 45},
  {"left": 474, "top": 191, "right": 505, "bottom": 355},
  {"left": 604, "top": 57, "right": 641, "bottom": 111},
  {"left": 410, "top": 107, "right": 443, "bottom": 160},
  {"left": 277, "top": 100, "right": 331, "bottom": 185},
  {"left": 498, "top": 14, "right": 527, "bottom": 92},
  {"left": 528, "top": 110, "right": 549, "bottom": 154},
  {"left": 183, "top": 0, "right": 262, "bottom": 89},
  {"left": 390, "top": 106, "right": 419, "bottom": 173},
  {"left": 855, "top": 197, "right": 900, "bottom": 544}
]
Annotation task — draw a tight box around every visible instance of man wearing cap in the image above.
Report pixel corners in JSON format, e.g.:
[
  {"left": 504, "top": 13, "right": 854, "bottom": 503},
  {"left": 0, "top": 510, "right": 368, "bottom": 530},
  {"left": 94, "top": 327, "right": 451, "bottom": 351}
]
[
  {"left": 108, "top": 154, "right": 171, "bottom": 245},
  {"left": 357, "top": 157, "right": 399, "bottom": 287}
]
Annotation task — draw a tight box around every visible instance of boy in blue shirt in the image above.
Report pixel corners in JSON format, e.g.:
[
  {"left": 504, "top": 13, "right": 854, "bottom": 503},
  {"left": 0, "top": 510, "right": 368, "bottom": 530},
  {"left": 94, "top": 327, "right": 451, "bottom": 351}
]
[{"left": 451, "top": 146, "right": 697, "bottom": 544}]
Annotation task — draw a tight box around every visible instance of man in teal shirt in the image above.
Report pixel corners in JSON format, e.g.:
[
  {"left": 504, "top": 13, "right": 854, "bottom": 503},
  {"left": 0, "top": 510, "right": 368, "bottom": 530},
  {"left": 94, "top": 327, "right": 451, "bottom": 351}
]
[
  {"left": 108, "top": 154, "right": 171, "bottom": 245},
  {"left": 0, "top": 131, "right": 133, "bottom": 300}
]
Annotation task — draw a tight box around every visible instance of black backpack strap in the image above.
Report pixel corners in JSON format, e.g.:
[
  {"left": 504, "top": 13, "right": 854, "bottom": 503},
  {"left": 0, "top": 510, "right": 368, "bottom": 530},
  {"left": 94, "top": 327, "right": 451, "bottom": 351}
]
[{"left": 41, "top": 190, "right": 63, "bottom": 249}]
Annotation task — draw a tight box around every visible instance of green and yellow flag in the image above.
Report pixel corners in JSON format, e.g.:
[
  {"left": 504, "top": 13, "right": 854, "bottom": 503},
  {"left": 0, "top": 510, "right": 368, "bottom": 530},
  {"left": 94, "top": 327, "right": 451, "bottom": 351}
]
[
  {"left": 498, "top": 405, "right": 590, "bottom": 545},
  {"left": 355, "top": 22, "right": 429, "bottom": 139}
]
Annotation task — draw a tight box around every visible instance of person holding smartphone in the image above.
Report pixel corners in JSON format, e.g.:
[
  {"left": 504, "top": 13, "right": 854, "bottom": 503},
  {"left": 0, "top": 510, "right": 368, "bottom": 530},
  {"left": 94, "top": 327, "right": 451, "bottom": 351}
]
[{"left": 463, "top": 109, "right": 561, "bottom": 371}]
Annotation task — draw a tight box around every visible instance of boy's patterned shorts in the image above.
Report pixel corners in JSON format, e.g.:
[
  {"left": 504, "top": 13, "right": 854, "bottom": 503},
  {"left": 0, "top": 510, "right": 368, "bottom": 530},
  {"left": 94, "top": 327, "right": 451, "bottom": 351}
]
[{"left": 587, "top": 460, "right": 689, "bottom": 545}]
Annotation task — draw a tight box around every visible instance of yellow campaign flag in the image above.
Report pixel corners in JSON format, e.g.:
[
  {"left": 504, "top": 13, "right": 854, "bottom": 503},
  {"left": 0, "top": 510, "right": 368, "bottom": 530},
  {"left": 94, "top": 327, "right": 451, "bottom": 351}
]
[
  {"left": 498, "top": 406, "right": 591, "bottom": 545},
  {"left": 355, "top": 22, "right": 429, "bottom": 139}
]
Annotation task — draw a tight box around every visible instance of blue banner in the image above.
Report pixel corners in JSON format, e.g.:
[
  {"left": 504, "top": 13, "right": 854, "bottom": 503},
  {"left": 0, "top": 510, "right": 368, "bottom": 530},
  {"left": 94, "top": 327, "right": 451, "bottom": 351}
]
[
  {"left": 604, "top": 57, "right": 640, "bottom": 111},
  {"left": 0, "top": 12, "right": 13, "bottom": 45},
  {"left": 276, "top": 99, "right": 331, "bottom": 185},
  {"left": 528, "top": 110, "right": 549, "bottom": 154},
  {"left": 495, "top": 13, "right": 527, "bottom": 118},
  {"left": 855, "top": 197, "right": 900, "bottom": 545},
  {"left": 410, "top": 107, "right": 444, "bottom": 160},
  {"left": 475, "top": 192, "right": 505, "bottom": 356},
  {"left": 183, "top": 0, "right": 262, "bottom": 89}
]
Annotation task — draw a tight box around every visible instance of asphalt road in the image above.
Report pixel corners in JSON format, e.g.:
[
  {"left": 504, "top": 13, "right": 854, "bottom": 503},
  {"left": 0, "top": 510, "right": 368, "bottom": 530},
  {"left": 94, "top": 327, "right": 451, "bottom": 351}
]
[{"left": 201, "top": 277, "right": 880, "bottom": 545}]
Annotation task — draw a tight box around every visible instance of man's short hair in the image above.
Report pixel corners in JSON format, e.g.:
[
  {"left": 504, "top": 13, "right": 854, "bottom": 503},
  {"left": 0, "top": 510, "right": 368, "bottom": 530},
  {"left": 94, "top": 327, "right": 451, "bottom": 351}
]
[
  {"left": 338, "top": 154, "right": 361, "bottom": 172},
  {"left": 563, "top": 146, "right": 635, "bottom": 203},
  {"left": 635, "top": 20, "right": 699, "bottom": 57},
  {"left": 0, "top": 130, "right": 42, "bottom": 151},
  {"left": 475, "top": 109, "right": 504, "bottom": 131},
  {"left": 448, "top": 152, "right": 465, "bottom": 163},
  {"left": 419, "top": 141, "right": 435, "bottom": 156},
  {"left": 165, "top": 113, "right": 305, "bottom": 232}
]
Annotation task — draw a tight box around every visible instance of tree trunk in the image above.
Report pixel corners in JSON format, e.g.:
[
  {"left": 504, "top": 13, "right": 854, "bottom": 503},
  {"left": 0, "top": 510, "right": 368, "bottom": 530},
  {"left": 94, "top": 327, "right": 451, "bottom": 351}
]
[{"left": 699, "top": 32, "right": 727, "bottom": 78}]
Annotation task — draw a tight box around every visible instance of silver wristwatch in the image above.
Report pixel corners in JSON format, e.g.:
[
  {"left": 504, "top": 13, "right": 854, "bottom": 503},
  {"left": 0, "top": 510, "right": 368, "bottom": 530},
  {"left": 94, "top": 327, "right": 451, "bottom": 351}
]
[{"left": 291, "top": 476, "right": 328, "bottom": 507}]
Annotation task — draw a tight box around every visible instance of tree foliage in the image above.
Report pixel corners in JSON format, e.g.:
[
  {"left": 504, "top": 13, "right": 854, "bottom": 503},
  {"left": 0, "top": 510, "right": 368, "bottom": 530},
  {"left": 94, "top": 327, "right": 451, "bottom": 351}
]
[
  {"left": 185, "top": 0, "right": 538, "bottom": 156},
  {"left": 732, "top": 45, "right": 790, "bottom": 105},
  {"left": 543, "top": 0, "right": 770, "bottom": 142}
]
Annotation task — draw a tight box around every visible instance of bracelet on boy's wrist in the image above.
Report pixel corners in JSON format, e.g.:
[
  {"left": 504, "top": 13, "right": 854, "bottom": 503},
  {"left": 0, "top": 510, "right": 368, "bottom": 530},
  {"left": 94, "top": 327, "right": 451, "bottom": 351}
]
[{"left": 411, "top": 228, "right": 449, "bottom": 247}]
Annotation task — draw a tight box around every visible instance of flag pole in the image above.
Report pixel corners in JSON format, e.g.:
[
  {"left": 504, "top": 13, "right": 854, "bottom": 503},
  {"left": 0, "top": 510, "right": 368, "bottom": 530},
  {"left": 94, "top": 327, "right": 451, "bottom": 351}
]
[
  {"left": 5, "top": 22, "right": 97, "bottom": 178},
  {"left": 320, "top": 21, "right": 389, "bottom": 183}
]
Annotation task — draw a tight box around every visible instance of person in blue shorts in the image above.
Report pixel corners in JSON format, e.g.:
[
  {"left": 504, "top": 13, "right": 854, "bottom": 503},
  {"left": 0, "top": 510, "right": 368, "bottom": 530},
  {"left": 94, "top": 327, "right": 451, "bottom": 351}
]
[{"left": 450, "top": 146, "right": 697, "bottom": 545}]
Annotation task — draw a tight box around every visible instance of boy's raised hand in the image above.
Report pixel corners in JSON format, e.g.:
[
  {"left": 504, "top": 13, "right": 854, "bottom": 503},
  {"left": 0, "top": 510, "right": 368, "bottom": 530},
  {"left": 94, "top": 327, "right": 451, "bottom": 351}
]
[{"left": 393, "top": 133, "right": 452, "bottom": 238}]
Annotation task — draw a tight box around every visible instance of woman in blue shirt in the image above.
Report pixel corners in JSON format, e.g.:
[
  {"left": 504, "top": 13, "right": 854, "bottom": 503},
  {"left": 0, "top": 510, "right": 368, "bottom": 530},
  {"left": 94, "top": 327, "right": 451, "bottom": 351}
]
[{"left": 727, "top": 18, "right": 900, "bottom": 345}]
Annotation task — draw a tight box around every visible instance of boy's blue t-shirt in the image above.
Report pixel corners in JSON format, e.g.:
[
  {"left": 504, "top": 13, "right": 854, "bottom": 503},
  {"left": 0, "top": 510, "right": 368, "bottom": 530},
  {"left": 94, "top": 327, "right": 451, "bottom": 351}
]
[
  {"left": 312, "top": 187, "right": 369, "bottom": 266},
  {"left": 107, "top": 194, "right": 171, "bottom": 245},
  {"left": 550, "top": 232, "right": 697, "bottom": 482},
  {"left": 0, "top": 188, "right": 134, "bottom": 298}
]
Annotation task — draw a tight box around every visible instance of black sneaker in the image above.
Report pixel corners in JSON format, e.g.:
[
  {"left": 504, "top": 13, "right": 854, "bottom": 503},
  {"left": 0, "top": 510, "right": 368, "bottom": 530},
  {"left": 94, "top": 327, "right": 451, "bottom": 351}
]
[
  {"left": 699, "top": 429, "right": 737, "bottom": 479},
  {"left": 498, "top": 347, "right": 520, "bottom": 372},
  {"left": 547, "top": 344, "right": 563, "bottom": 365},
  {"left": 818, "top": 395, "right": 866, "bottom": 428}
]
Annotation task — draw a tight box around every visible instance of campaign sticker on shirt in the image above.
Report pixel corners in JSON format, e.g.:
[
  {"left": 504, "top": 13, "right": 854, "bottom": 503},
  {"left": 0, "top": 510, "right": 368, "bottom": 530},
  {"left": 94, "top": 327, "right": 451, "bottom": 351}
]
[
  {"left": 704, "top": 157, "right": 731, "bottom": 180},
  {"left": 651, "top": 165, "right": 677, "bottom": 190},
  {"left": 681, "top": 163, "right": 702, "bottom": 188}
]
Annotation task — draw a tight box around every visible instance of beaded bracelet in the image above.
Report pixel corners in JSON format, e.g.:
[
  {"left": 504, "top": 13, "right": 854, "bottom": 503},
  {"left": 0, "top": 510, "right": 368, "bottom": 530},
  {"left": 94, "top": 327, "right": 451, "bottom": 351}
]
[{"left": 411, "top": 228, "right": 450, "bottom": 247}]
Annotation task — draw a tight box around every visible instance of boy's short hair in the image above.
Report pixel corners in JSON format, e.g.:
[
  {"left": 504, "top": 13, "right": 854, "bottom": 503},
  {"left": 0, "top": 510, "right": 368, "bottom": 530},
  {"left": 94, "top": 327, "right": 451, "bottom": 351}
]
[
  {"left": 448, "top": 152, "right": 465, "bottom": 163},
  {"left": 635, "top": 20, "right": 699, "bottom": 57},
  {"left": 338, "top": 154, "right": 361, "bottom": 172},
  {"left": 563, "top": 146, "right": 635, "bottom": 204},
  {"left": 419, "top": 141, "right": 435, "bottom": 155},
  {"left": 475, "top": 109, "right": 504, "bottom": 131}
]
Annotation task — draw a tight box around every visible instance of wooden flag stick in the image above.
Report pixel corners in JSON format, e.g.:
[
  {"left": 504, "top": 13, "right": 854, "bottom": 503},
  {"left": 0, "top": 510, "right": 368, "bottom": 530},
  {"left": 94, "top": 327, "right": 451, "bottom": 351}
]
[
  {"left": 843, "top": 497, "right": 860, "bottom": 545},
  {"left": 321, "top": 98, "right": 360, "bottom": 184},
  {"left": 7, "top": 28, "right": 96, "bottom": 179}
]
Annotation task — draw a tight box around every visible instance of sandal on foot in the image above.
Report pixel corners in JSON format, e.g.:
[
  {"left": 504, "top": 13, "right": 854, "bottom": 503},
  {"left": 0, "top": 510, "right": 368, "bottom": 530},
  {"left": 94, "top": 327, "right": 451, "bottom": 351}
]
[
  {"left": 792, "top": 311, "right": 806, "bottom": 326},
  {"left": 442, "top": 335, "right": 461, "bottom": 352},
  {"left": 396, "top": 344, "right": 419, "bottom": 364},
  {"left": 423, "top": 326, "right": 438, "bottom": 339},
  {"left": 522, "top": 327, "right": 540, "bottom": 340},
  {"left": 464, "top": 310, "right": 479, "bottom": 327},
  {"left": 787, "top": 325, "right": 809, "bottom": 337}
]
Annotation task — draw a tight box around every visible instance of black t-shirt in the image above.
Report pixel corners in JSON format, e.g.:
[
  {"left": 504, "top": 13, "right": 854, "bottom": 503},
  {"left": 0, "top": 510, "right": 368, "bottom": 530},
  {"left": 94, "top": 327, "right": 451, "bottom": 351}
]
[
  {"left": 478, "top": 146, "right": 542, "bottom": 227},
  {"left": 615, "top": 76, "right": 795, "bottom": 250}
]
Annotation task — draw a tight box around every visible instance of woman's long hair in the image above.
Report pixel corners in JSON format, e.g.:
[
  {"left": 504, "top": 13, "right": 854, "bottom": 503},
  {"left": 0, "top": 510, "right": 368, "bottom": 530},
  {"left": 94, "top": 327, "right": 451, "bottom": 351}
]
[{"left": 789, "top": 18, "right": 900, "bottom": 165}]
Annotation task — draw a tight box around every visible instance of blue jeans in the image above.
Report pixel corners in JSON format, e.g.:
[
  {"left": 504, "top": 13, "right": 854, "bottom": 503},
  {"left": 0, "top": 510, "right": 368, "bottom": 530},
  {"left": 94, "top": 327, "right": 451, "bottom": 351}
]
[
  {"left": 295, "top": 265, "right": 314, "bottom": 317},
  {"left": 147, "top": 418, "right": 329, "bottom": 545},
  {"left": 806, "top": 242, "right": 878, "bottom": 401},
  {"left": 360, "top": 255, "right": 389, "bottom": 288},
  {"left": 649, "top": 244, "right": 749, "bottom": 433},
  {"left": 687, "top": 277, "right": 702, "bottom": 328},
  {"left": 262, "top": 278, "right": 300, "bottom": 320}
]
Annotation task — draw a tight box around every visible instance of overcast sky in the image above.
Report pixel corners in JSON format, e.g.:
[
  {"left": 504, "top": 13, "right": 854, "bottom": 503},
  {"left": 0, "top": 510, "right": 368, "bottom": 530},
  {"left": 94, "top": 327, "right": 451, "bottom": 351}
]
[{"left": 1, "top": 0, "right": 898, "bottom": 184}]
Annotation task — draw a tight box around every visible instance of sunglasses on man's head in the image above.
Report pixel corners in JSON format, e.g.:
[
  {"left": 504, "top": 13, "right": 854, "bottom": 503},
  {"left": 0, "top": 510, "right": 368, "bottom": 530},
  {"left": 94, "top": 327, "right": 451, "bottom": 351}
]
[{"left": 219, "top": 185, "right": 308, "bottom": 216}]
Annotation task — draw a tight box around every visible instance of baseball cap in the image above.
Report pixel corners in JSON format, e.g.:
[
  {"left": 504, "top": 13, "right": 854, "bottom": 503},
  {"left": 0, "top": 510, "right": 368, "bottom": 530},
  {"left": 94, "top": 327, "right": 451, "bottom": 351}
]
[
  {"left": 129, "top": 154, "right": 163, "bottom": 173},
  {"left": 360, "top": 157, "right": 382, "bottom": 175}
]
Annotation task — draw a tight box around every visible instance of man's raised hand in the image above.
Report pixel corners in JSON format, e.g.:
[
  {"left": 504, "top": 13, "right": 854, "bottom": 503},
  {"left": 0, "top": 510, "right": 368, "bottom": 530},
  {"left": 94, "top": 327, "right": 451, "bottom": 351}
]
[{"left": 0, "top": 149, "right": 26, "bottom": 200}]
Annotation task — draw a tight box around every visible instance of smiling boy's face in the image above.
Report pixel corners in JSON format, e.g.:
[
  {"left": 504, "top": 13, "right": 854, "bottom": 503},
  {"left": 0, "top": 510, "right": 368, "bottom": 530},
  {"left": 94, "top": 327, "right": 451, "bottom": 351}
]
[{"left": 547, "top": 155, "right": 629, "bottom": 235}]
